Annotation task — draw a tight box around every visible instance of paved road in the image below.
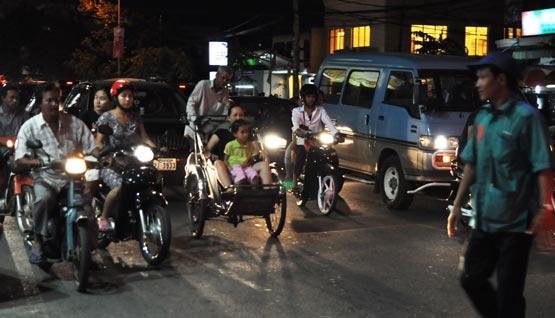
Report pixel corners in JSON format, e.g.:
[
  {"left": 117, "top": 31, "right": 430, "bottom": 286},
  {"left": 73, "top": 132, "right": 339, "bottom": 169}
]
[{"left": 1, "top": 181, "right": 554, "bottom": 317}]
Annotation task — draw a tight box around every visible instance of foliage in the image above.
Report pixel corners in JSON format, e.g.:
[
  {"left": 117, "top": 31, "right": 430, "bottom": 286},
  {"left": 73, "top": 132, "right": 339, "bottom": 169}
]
[
  {"left": 127, "top": 47, "right": 193, "bottom": 84},
  {"left": 412, "top": 31, "right": 467, "bottom": 56}
]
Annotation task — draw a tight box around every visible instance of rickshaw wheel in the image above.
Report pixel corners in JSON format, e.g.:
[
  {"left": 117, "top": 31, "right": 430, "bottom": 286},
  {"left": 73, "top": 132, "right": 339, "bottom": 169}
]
[
  {"left": 185, "top": 174, "right": 208, "bottom": 239},
  {"left": 265, "top": 193, "right": 287, "bottom": 237}
]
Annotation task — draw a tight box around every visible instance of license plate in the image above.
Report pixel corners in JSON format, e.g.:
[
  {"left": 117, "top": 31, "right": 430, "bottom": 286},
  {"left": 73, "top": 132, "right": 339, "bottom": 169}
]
[{"left": 153, "top": 158, "right": 177, "bottom": 171}]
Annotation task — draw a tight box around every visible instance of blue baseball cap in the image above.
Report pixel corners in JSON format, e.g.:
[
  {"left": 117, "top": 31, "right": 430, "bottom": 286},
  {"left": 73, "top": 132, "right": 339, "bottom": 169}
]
[{"left": 468, "top": 52, "right": 521, "bottom": 80}]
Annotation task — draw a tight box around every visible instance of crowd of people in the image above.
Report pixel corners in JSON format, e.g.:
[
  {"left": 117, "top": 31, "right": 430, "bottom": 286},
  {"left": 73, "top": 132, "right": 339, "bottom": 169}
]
[{"left": 2, "top": 53, "right": 555, "bottom": 317}]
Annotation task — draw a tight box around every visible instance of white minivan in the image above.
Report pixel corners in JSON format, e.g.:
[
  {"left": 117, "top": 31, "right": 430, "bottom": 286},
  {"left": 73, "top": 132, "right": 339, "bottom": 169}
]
[{"left": 315, "top": 52, "right": 479, "bottom": 209}]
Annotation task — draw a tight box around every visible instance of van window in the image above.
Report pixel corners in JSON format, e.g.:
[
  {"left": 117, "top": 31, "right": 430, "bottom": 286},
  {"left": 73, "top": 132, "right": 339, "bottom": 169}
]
[
  {"left": 385, "top": 71, "right": 414, "bottom": 107},
  {"left": 418, "top": 70, "right": 478, "bottom": 112},
  {"left": 342, "top": 70, "right": 379, "bottom": 107},
  {"left": 319, "top": 69, "right": 346, "bottom": 104}
]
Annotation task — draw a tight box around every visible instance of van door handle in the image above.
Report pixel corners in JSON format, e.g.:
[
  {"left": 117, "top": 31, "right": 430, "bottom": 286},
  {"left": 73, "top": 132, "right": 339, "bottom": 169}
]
[
  {"left": 364, "top": 114, "right": 369, "bottom": 125},
  {"left": 378, "top": 115, "right": 385, "bottom": 121}
]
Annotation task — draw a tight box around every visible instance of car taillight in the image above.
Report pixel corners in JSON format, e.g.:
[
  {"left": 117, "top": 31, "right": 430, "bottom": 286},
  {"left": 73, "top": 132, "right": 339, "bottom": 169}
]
[{"left": 432, "top": 150, "right": 455, "bottom": 170}]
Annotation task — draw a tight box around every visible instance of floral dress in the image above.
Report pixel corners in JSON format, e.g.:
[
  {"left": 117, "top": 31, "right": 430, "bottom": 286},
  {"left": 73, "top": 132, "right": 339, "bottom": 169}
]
[{"left": 97, "top": 111, "right": 142, "bottom": 188}]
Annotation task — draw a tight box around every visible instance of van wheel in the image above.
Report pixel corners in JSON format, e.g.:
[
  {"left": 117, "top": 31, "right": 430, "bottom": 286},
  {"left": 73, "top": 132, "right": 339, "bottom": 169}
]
[{"left": 379, "top": 156, "right": 413, "bottom": 209}]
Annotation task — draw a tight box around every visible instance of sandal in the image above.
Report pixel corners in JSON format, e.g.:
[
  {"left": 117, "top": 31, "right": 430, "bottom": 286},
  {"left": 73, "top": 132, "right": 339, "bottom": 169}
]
[
  {"left": 28, "top": 249, "right": 44, "bottom": 265},
  {"left": 98, "top": 217, "right": 113, "bottom": 232}
]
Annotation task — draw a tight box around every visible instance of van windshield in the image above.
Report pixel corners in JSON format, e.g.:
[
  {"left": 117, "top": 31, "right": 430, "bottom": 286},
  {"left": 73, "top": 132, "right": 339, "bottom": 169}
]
[{"left": 418, "top": 70, "right": 480, "bottom": 112}]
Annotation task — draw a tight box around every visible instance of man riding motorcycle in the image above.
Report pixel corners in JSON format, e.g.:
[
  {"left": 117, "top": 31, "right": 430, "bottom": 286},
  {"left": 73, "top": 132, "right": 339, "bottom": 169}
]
[
  {"left": 15, "top": 82, "right": 97, "bottom": 265},
  {"left": 0, "top": 83, "right": 30, "bottom": 209}
]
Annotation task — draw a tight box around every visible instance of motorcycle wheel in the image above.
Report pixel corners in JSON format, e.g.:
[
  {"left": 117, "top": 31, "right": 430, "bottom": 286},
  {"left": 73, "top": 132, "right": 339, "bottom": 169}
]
[
  {"left": 265, "top": 192, "right": 287, "bottom": 237},
  {"left": 185, "top": 174, "right": 208, "bottom": 239},
  {"left": 317, "top": 174, "right": 337, "bottom": 215},
  {"left": 15, "top": 185, "right": 34, "bottom": 236},
  {"left": 139, "top": 204, "right": 171, "bottom": 265},
  {"left": 73, "top": 223, "right": 92, "bottom": 292}
]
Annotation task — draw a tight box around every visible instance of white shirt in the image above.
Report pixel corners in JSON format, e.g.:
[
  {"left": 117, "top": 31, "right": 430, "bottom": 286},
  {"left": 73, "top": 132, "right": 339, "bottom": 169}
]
[
  {"left": 291, "top": 105, "right": 338, "bottom": 145},
  {"left": 186, "top": 79, "right": 230, "bottom": 121},
  {"left": 15, "top": 112, "right": 96, "bottom": 189}
]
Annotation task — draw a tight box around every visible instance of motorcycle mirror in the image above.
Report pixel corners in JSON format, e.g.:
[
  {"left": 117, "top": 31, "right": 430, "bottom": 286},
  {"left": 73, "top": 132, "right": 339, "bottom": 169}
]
[
  {"left": 99, "top": 145, "right": 114, "bottom": 157},
  {"left": 25, "top": 138, "right": 43, "bottom": 149},
  {"left": 97, "top": 124, "right": 114, "bottom": 136}
]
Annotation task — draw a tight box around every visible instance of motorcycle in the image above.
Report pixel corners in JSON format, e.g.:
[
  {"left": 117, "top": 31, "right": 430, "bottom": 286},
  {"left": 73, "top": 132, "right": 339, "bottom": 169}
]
[
  {"left": 0, "top": 136, "right": 35, "bottom": 237},
  {"left": 446, "top": 152, "right": 473, "bottom": 228},
  {"left": 293, "top": 125, "right": 344, "bottom": 215},
  {"left": 94, "top": 126, "right": 171, "bottom": 266},
  {"left": 22, "top": 138, "right": 96, "bottom": 292}
]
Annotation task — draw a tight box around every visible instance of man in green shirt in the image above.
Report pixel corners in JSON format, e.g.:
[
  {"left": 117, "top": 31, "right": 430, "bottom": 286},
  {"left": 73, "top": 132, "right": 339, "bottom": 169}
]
[{"left": 447, "top": 52, "right": 555, "bottom": 318}]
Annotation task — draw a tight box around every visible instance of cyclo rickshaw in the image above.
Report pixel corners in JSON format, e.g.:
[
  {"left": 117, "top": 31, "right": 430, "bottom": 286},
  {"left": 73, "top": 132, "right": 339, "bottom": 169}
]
[{"left": 182, "top": 116, "right": 287, "bottom": 239}]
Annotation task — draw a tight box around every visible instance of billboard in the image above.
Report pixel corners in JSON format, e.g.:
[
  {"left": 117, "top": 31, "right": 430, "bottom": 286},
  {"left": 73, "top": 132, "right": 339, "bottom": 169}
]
[
  {"left": 522, "top": 8, "right": 555, "bottom": 36},
  {"left": 209, "top": 41, "right": 228, "bottom": 66}
]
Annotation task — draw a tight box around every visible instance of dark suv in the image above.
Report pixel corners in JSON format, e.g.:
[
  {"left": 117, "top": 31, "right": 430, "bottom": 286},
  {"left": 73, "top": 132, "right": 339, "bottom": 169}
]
[{"left": 64, "top": 78, "right": 189, "bottom": 184}]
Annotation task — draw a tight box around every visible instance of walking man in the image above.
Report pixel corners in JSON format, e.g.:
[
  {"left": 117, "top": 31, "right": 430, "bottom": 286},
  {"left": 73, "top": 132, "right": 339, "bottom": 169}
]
[{"left": 447, "top": 52, "right": 555, "bottom": 318}]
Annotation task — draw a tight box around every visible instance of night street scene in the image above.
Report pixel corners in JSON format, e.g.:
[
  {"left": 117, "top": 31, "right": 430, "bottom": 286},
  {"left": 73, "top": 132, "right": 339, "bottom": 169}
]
[{"left": 2, "top": 0, "right": 555, "bottom": 317}]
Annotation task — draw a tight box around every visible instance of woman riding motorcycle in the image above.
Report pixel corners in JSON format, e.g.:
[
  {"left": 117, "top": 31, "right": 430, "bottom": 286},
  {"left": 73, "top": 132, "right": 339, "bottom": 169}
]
[
  {"left": 96, "top": 80, "right": 157, "bottom": 231},
  {"left": 291, "top": 84, "right": 339, "bottom": 188}
]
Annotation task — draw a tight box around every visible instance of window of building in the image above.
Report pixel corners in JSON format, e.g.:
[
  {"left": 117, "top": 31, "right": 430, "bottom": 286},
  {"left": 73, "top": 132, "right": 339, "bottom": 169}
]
[
  {"left": 352, "top": 25, "right": 371, "bottom": 48},
  {"left": 411, "top": 24, "right": 448, "bottom": 54},
  {"left": 504, "top": 27, "right": 522, "bottom": 39},
  {"left": 329, "top": 28, "right": 345, "bottom": 54},
  {"left": 465, "top": 26, "right": 488, "bottom": 56},
  {"left": 319, "top": 68, "right": 346, "bottom": 104},
  {"left": 342, "top": 70, "right": 380, "bottom": 107}
]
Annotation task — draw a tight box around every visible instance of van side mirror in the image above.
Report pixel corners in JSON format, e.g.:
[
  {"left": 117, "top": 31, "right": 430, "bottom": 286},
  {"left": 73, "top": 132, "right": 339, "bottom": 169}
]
[{"left": 414, "top": 79, "right": 428, "bottom": 113}]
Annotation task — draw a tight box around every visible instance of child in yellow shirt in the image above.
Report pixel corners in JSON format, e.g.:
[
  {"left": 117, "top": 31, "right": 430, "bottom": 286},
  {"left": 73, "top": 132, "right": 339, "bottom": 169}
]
[{"left": 224, "top": 119, "right": 260, "bottom": 184}]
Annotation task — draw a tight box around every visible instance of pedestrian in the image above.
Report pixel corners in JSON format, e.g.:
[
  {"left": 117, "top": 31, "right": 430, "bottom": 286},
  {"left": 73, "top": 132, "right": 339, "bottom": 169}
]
[
  {"left": 185, "top": 66, "right": 233, "bottom": 139},
  {"left": 79, "top": 87, "right": 113, "bottom": 130},
  {"left": 447, "top": 52, "right": 555, "bottom": 318}
]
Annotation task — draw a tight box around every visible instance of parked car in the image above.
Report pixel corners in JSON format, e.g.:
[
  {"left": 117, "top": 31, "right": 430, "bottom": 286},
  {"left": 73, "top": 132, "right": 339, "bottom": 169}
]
[
  {"left": 316, "top": 52, "right": 480, "bottom": 209},
  {"left": 63, "top": 78, "right": 189, "bottom": 185},
  {"left": 229, "top": 95, "right": 296, "bottom": 170}
]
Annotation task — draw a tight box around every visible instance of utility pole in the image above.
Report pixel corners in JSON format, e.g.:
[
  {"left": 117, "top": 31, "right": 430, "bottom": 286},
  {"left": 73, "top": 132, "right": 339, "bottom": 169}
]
[
  {"left": 292, "top": 0, "right": 300, "bottom": 99},
  {"left": 117, "top": 0, "right": 121, "bottom": 76}
]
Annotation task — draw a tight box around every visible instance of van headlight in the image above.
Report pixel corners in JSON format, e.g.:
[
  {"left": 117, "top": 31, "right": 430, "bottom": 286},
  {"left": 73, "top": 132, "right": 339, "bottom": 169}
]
[
  {"left": 65, "top": 158, "right": 87, "bottom": 175},
  {"left": 264, "top": 134, "right": 287, "bottom": 150},
  {"left": 318, "top": 132, "right": 335, "bottom": 145},
  {"left": 419, "top": 135, "right": 458, "bottom": 150},
  {"left": 134, "top": 145, "right": 154, "bottom": 162}
]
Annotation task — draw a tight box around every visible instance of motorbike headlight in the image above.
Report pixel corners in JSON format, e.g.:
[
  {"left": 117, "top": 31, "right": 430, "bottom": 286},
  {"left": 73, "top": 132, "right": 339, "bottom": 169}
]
[
  {"left": 65, "top": 158, "right": 87, "bottom": 175},
  {"left": 134, "top": 145, "right": 154, "bottom": 163},
  {"left": 264, "top": 134, "right": 287, "bottom": 150},
  {"left": 318, "top": 132, "right": 335, "bottom": 145},
  {"left": 6, "top": 139, "right": 14, "bottom": 149}
]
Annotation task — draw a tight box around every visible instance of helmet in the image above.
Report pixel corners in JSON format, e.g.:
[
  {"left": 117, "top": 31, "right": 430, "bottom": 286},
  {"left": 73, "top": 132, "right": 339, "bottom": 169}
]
[
  {"left": 300, "top": 83, "right": 318, "bottom": 98},
  {"left": 110, "top": 79, "right": 134, "bottom": 97}
]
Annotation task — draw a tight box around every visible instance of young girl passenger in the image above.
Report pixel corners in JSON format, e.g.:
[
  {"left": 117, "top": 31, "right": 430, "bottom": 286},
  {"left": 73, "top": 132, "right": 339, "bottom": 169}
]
[{"left": 224, "top": 119, "right": 260, "bottom": 185}]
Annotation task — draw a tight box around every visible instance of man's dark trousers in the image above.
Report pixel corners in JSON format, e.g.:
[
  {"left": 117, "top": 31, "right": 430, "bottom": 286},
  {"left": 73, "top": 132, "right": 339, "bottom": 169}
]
[{"left": 460, "top": 229, "right": 533, "bottom": 318}]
